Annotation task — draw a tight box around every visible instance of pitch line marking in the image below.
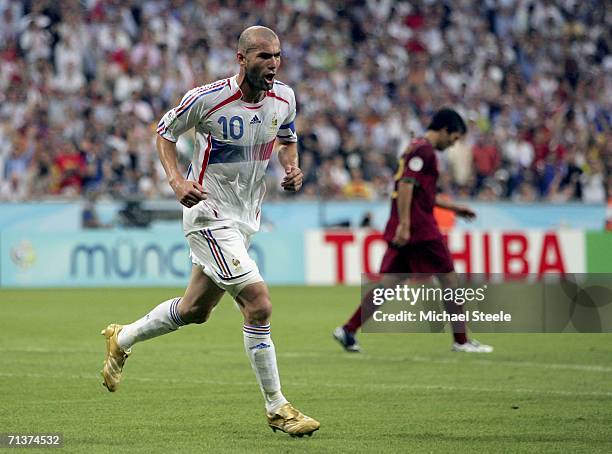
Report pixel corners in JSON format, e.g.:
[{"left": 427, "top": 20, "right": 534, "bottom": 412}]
[
  {"left": 2, "top": 347, "right": 611, "bottom": 373},
  {"left": 279, "top": 352, "right": 612, "bottom": 373},
  {"left": 0, "top": 372, "right": 610, "bottom": 398}
]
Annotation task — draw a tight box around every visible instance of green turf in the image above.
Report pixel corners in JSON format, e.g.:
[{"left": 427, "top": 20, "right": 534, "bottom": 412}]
[{"left": 1, "top": 287, "right": 611, "bottom": 453}]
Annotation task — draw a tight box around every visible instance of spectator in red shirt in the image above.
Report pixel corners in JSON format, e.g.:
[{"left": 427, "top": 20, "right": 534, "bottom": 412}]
[
  {"left": 53, "top": 140, "right": 85, "bottom": 195},
  {"left": 472, "top": 132, "right": 501, "bottom": 193}
]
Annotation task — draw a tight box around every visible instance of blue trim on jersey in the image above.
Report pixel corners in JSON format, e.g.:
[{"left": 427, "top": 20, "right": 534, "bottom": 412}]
[
  {"left": 209, "top": 139, "right": 243, "bottom": 164},
  {"left": 279, "top": 121, "right": 295, "bottom": 132},
  {"left": 208, "top": 138, "right": 274, "bottom": 164},
  {"left": 178, "top": 82, "right": 227, "bottom": 108},
  {"left": 186, "top": 163, "right": 192, "bottom": 179},
  {"left": 177, "top": 86, "right": 225, "bottom": 118}
]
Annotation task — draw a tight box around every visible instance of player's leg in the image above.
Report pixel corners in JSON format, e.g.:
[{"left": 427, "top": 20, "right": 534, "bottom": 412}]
[
  {"left": 190, "top": 225, "right": 319, "bottom": 435},
  {"left": 100, "top": 265, "right": 225, "bottom": 392},
  {"left": 117, "top": 265, "right": 225, "bottom": 347},
  {"left": 235, "top": 281, "right": 320, "bottom": 437},
  {"left": 235, "top": 282, "right": 285, "bottom": 411},
  {"left": 435, "top": 270, "right": 468, "bottom": 345},
  {"left": 437, "top": 271, "right": 493, "bottom": 353},
  {"left": 404, "top": 239, "right": 479, "bottom": 349},
  {"left": 334, "top": 246, "right": 404, "bottom": 352}
]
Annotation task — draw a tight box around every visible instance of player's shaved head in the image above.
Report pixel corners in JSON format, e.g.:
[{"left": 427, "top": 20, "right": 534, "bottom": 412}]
[{"left": 238, "top": 26, "right": 279, "bottom": 53}]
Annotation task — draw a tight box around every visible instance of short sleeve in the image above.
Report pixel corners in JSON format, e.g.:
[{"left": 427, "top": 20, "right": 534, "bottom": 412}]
[
  {"left": 156, "top": 87, "right": 211, "bottom": 143},
  {"left": 276, "top": 91, "right": 297, "bottom": 143},
  {"left": 401, "top": 146, "right": 432, "bottom": 186}
]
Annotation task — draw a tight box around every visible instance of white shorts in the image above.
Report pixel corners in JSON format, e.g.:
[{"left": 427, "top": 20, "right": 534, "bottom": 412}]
[{"left": 186, "top": 226, "right": 263, "bottom": 298}]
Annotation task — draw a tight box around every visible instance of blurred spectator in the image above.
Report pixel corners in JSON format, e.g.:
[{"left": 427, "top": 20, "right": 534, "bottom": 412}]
[
  {"left": 0, "top": 0, "right": 608, "bottom": 204},
  {"left": 472, "top": 133, "right": 501, "bottom": 194},
  {"left": 82, "top": 192, "right": 111, "bottom": 229},
  {"left": 343, "top": 168, "right": 375, "bottom": 200},
  {"left": 52, "top": 140, "right": 85, "bottom": 196},
  {"left": 582, "top": 157, "right": 606, "bottom": 203}
]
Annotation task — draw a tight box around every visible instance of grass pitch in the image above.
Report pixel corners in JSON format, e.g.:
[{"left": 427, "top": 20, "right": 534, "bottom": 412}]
[{"left": 1, "top": 286, "right": 611, "bottom": 453}]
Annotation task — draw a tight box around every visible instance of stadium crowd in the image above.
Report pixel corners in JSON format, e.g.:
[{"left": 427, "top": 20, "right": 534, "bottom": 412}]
[{"left": 0, "top": 0, "right": 610, "bottom": 203}]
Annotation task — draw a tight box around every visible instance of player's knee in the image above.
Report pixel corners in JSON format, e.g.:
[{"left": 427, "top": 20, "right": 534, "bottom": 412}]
[{"left": 245, "top": 297, "right": 272, "bottom": 325}]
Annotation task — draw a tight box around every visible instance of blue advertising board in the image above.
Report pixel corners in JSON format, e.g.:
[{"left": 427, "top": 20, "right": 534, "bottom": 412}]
[{"left": 0, "top": 230, "right": 304, "bottom": 288}]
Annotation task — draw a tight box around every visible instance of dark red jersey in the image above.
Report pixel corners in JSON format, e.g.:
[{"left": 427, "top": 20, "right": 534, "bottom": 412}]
[{"left": 383, "top": 137, "right": 442, "bottom": 245}]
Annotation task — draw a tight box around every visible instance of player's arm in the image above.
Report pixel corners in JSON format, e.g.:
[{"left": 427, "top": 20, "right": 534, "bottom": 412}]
[
  {"left": 278, "top": 141, "right": 303, "bottom": 192},
  {"left": 393, "top": 179, "right": 414, "bottom": 247},
  {"left": 435, "top": 195, "right": 476, "bottom": 220},
  {"left": 276, "top": 87, "right": 301, "bottom": 192},
  {"left": 156, "top": 88, "right": 211, "bottom": 208},
  {"left": 156, "top": 136, "right": 206, "bottom": 208}
]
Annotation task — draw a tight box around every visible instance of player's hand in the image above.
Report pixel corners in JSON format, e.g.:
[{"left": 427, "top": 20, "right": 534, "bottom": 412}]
[
  {"left": 455, "top": 205, "right": 476, "bottom": 220},
  {"left": 170, "top": 178, "right": 207, "bottom": 208},
  {"left": 281, "top": 165, "right": 303, "bottom": 192},
  {"left": 392, "top": 222, "right": 411, "bottom": 247}
]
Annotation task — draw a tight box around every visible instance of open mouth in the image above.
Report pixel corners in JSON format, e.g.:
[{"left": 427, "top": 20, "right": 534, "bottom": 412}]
[{"left": 264, "top": 73, "right": 275, "bottom": 83}]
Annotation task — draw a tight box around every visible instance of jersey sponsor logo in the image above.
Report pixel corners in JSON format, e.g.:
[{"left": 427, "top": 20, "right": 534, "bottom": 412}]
[
  {"left": 250, "top": 115, "right": 261, "bottom": 125},
  {"left": 408, "top": 156, "right": 424, "bottom": 172},
  {"left": 232, "top": 258, "right": 241, "bottom": 269}
]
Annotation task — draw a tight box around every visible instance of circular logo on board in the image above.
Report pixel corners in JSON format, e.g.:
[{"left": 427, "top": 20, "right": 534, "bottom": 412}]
[
  {"left": 10, "top": 240, "right": 37, "bottom": 270},
  {"left": 408, "top": 156, "right": 424, "bottom": 172}
]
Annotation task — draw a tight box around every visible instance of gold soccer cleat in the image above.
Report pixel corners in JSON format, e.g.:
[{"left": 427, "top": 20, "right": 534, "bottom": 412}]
[
  {"left": 267, "top": 403, "right": 320, "bottom": 437},
  {"left": 100, "top": 324, "right": 130, "bottom": 392}
]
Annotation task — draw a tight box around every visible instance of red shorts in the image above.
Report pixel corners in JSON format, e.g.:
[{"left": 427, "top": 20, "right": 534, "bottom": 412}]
[{"left": 379, "top": 238, "right": 454, "bottom": 274}]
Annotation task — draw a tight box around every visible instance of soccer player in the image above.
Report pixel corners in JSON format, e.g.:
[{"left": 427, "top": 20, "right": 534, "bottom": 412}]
[
  {"left": 100, "top": 26, "right": 320, "bottom": 437},
  {"left": 333, "top": 109, "right": 493, "bottom": 353}
]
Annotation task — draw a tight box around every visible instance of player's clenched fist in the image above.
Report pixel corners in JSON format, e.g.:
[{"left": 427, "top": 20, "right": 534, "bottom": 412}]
[
  {"left": 281, "top": 165, "right": 303, "bottom": 192},
  {"left": 170, "top": 179, "right": 207, "bottom": 208}
]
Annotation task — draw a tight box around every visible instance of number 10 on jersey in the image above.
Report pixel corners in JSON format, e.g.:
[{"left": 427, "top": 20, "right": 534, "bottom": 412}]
[{"left": 218, "top": 116, "right": 244, "bottom": 139}]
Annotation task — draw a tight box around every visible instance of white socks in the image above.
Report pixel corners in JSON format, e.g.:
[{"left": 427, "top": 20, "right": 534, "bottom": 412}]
[
  {"left": 117, "top": 298, "right": 185, "bottom": 350},
  {"left": 116, "top": 302, "right": 286, "bottom": 413},
  {"left": 243, "top": 324, "right": 288, "bottom": 414}
]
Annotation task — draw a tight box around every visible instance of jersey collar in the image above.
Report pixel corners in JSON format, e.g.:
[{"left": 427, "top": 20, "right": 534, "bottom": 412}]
[{"left": 231, "top": 74, "right": 267, "bottom": 107}]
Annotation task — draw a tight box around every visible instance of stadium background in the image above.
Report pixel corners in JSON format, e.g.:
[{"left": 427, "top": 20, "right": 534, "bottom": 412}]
[
  {"left": 0, "top": 0, "right": 610, "bottom": 286},
  {"left": 1, "top": 1, "right": 611, "bottom": 452}
]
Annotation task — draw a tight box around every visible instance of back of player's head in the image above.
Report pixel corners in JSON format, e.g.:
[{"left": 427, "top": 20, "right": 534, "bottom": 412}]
[{"left": 427, "top": 108, "right": 467, "bottom": 135}]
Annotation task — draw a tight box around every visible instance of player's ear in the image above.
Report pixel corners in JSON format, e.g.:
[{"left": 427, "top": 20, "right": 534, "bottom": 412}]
[{"left": 237, "top": 51, "right": 246, "bottom": 66}]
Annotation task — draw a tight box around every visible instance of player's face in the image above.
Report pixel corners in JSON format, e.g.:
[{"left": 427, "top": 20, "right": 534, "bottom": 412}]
[{"left": 243, "top": 39, "right": 281, "bottom": 92}]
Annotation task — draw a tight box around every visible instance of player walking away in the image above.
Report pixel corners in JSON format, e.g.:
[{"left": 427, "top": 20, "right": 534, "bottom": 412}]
[
  {"left": 100, "top": 26, "right": 320, "bottom": 437},
  {"left": 333, "top": 109, "right": 493, "bottom": 354}
]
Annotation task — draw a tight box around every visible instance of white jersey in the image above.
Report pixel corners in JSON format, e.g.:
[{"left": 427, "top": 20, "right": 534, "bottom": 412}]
[{"left": 157, "top": 75, "right": 297, "bottom": 235}]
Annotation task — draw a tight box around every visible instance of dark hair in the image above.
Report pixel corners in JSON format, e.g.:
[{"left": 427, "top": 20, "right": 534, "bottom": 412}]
[{"left": 427, "top": 108, "right": 467, "bottom": 134}]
